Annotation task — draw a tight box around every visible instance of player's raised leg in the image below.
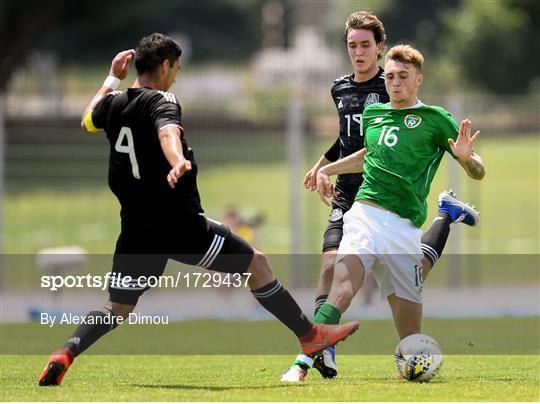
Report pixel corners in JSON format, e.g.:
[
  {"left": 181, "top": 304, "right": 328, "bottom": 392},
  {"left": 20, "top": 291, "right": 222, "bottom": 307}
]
[
  {"left": 438, "top": 190, "right": 480, "bottom": 226},
  {"left": 228, "top": 247, "right": 359, "bottom": 356},
  {"left": 420, "top": 190, "right": 480, "bottom": 279},
  {"left": 190, "top": 218, "right": 360, "bottom": 358}
]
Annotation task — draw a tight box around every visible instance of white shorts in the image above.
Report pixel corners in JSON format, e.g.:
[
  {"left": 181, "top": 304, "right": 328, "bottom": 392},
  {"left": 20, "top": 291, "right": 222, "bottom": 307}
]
[{"left": 336, "top": 202, "right": 424, "bottom": 303}]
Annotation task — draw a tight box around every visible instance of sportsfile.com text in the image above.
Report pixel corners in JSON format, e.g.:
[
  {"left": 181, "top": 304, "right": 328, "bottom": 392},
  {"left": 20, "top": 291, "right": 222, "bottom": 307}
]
[{"left": 40, "top": 272, "right": 252, "bottom": 291}]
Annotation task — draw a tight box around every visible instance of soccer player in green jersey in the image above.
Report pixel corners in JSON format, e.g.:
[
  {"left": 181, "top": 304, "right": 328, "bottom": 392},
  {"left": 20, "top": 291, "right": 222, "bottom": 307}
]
[
  {"left": 314, "top": 44, "right": 485, "bottom": 346},
  {"left": 281, "top": 12, "right": 481, "bottom": 383}
]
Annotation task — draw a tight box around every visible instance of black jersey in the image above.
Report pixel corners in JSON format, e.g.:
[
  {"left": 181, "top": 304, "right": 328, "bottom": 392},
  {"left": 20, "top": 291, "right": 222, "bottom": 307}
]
[
  {"left": 324, "top": 68, "right": 389, "bottom": 211},
  {"left": 91, "top": 87, "right": 203, "bottom": 226}
]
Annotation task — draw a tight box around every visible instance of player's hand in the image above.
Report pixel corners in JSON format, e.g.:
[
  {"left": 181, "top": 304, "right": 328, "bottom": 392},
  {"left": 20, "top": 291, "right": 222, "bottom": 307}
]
[
  {"left": 316, "top": 169, "right": 339, "bottom": 206},
  {"left": 303, "top": 166, "right": 319, "bottom": 191},
  {"left": 167, "top": 158, "right": 192, "bottom": 189},
  {"left": 109, "top": 49, "right": 136, "bottom": 81},
  {"left": 449, "top": 119, "right": 480, "bottom": 163}
]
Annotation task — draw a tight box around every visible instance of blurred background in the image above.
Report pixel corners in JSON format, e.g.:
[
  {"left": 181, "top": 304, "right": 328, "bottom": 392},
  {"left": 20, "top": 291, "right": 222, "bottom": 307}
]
[{"left": 1, "top": 0, "right": 538, "bottom": 324}]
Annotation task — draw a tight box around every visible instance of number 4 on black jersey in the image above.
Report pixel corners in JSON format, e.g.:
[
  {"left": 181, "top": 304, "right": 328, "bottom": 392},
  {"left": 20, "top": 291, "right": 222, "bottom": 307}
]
[{"left": 84, "top": 88, "right": 203, "bottom": 225}]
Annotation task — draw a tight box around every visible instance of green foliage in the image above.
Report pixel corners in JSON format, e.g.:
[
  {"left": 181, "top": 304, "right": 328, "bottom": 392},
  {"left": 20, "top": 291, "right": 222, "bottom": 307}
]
[
  {"left": 325, "top": 0, "right": 539, "bottom": 95},
  {"left": 4, "top": 0, "right": 539, "bottom": 95},
  {"left": 25, "top": 0, "right": 262, "bottom": 66},
  {"left": 442, "top": 0, "right": 540, "bottom": 93}
]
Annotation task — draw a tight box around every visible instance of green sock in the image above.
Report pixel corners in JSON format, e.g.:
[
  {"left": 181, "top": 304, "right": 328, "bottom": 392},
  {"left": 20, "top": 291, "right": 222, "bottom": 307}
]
[
  {"left": 313, "top": 303, "right": 341, "bottom": 325},
  {"left": 293, "top": 359, "right": 311, "bottom": 370}
]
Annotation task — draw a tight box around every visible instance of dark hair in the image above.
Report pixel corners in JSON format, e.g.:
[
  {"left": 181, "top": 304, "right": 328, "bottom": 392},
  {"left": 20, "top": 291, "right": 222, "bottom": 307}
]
[
  {"left": 135, "top": 33, "right": 182, "bottom": 75},
  {"left": 343, "top": 11, "right": 386, "bottom": 59}
]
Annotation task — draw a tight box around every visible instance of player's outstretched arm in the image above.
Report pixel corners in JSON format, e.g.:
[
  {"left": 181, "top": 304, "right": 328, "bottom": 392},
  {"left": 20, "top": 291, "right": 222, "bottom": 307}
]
[
  {"left": 159, "top": 126, "right": 192, "bottom": 189},
  {"left": 81, "top": 49, "right": 136, "bottom": 133},
  {"left": 449, "top": 119, "right": 486, "bottom": 180},
  {"left": 318, "top": 147, "right": 366, "bottom": 177}
]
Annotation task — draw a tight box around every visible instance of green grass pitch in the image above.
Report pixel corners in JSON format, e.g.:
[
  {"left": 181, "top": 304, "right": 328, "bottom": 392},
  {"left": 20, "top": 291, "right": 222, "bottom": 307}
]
[
  {"left": 3, "top": 134, "right": 538, "bottom": 400},
  {"left": 1, "top": 355, "right": 538, "bottom": 401},
  {"left": 1, "top": 318, "right": 539, "bottom": 401}
]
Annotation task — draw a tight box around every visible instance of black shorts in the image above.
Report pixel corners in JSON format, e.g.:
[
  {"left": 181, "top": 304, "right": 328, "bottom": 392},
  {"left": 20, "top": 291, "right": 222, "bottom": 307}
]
[
  {"left": 322, "top": 211, "right": 344, "bottom": 253},
  {"left": 109, "top": 214, "right": 254, "bottom": 305},
  {"left": 322, "top": 198, "right": 353, "bottom": 253}
]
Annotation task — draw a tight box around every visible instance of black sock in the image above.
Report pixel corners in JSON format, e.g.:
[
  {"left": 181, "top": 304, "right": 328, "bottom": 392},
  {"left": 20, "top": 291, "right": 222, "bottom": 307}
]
[
  {"left": 251, "top": 279, "right": 312, "bottom": 338},
  {"left": 421, "top": 213, "right": 452, "bottom": 267},
  {"left": 314, "top": 294, "right": 328, "bottom": 316},
  {"left": 63, "top": 308, "right": 119, "bottom": 356}
]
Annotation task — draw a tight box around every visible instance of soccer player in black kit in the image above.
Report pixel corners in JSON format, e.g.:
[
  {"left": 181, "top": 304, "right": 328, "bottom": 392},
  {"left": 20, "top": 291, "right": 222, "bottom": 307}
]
[
  {"left": 280, "top": 12, "right": 480, "bottom": 382},
  {"left": 38, "top": 33, "right": 359, "bottom": 386}
]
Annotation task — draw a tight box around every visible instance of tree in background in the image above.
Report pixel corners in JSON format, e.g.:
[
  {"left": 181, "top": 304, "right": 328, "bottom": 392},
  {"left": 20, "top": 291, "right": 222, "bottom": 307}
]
[
  {"left": 2, "top": 0, "right": 538, "bottom": 95},
  {"left": 0, "top": 0, "right": 73, "bottom": 92},
  {"left": 1, "top": 0, "right": 264, "bottom": 89},
  {"left": 29, "top": 0, "right": 262, "bottom": 66},
  {"left": 442, "top": 0, "right": 539, "bottom": 94},
  {"left": 326, "top": 0, "right": 538, "bottom": 95}
]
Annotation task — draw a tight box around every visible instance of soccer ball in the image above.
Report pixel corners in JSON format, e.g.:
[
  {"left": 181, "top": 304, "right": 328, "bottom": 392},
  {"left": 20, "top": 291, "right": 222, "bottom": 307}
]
[{"left": 394, "top": 333, "right": 443, "bottom": 382}]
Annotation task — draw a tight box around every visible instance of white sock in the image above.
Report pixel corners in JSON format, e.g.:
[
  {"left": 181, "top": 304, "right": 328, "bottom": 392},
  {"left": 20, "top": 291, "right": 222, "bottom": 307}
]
[{"left": 294, "top": 354, "right": 314, "bottom": 368}]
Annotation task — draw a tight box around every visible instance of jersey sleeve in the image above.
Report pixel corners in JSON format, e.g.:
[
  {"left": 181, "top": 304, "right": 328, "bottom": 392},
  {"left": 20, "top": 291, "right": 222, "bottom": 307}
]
[
  {"left": 323, "top": 82, "right": 342, "bottom": 161},
  {"left": 149, "top": 92, "right": 184, "bottom": 135},
  {"left": 323, "top": 138, "right": 340, "bottom": 161},
  {"left": 83, "top": 91, "right": 120, "bottom": 134},
  {"left": 434, "top": 108, "right": 459, "bottom": 158}
]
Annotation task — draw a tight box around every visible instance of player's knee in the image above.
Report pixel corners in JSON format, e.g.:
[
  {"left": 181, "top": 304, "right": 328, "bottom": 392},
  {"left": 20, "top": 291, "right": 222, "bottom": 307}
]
[{"left": 247, "top": 249, "right": 271, "bottom": 277}]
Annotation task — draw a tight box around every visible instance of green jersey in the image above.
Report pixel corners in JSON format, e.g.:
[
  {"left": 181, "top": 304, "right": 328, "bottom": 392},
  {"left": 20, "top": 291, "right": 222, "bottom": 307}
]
[{"left": 356, "top": 102, "right": 459, "bottom": 228}]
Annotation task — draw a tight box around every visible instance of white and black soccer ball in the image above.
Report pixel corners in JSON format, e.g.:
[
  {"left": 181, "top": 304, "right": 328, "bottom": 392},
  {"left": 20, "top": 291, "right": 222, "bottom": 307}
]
[{"left": 394, "top": 333, "right": 443, "bottom": 382}]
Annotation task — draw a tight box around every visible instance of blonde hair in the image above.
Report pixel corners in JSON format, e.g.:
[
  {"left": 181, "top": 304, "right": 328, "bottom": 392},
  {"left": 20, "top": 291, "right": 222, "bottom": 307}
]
[{"left": 385, "top": 44, "right": 424, "bottom": 71}]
